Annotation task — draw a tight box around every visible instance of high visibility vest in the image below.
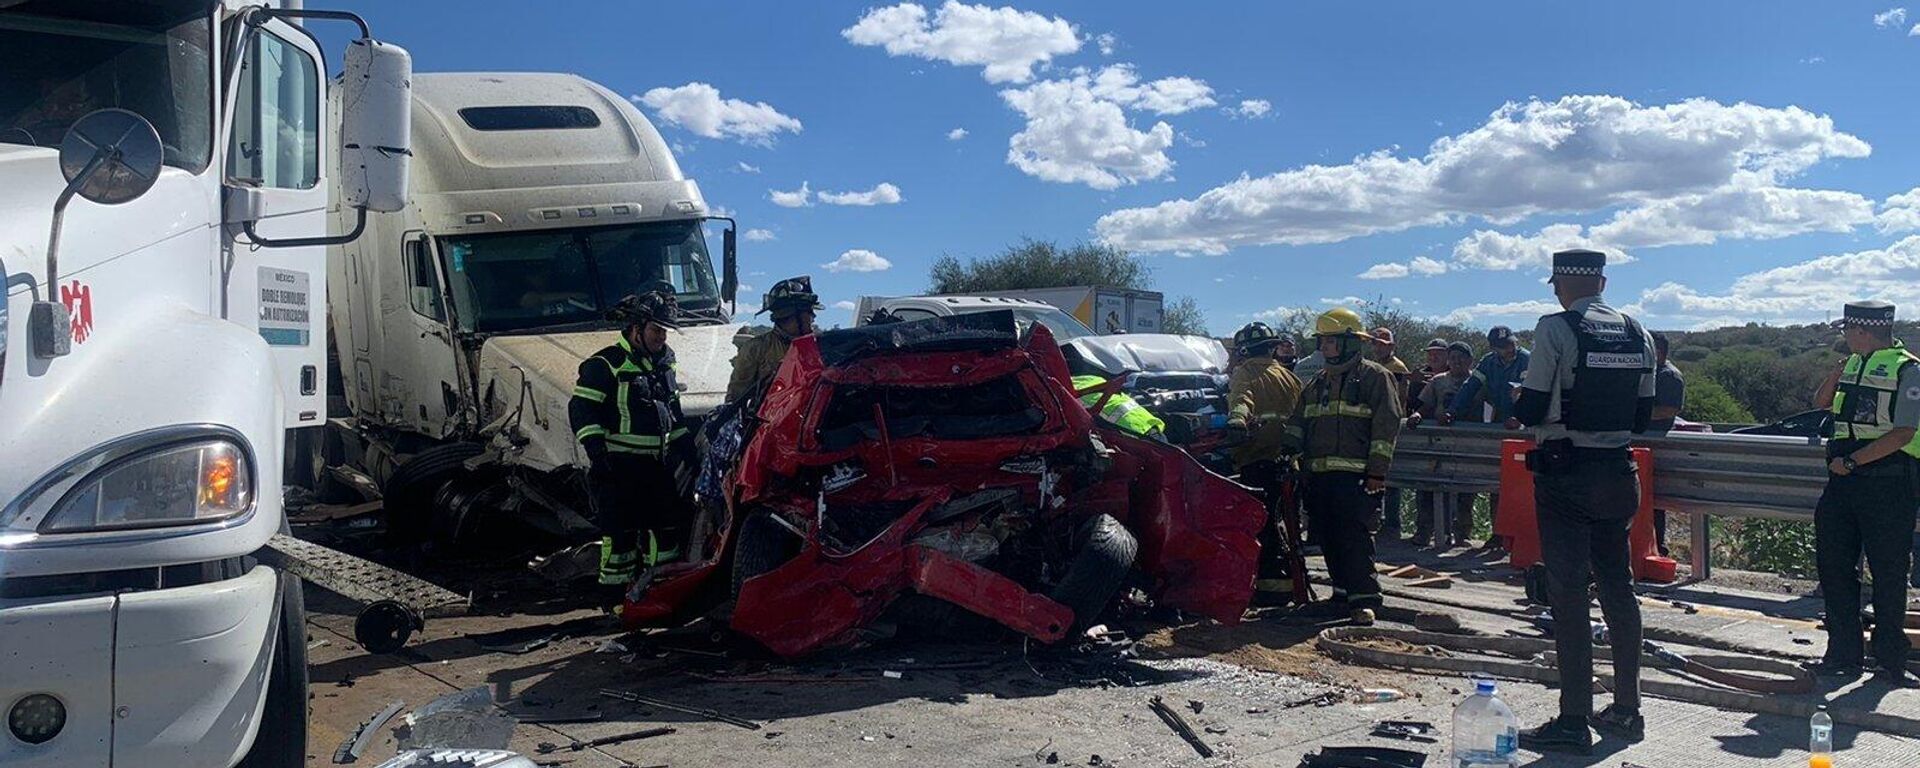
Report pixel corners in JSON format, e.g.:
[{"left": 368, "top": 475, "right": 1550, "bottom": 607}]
[
  {"left": 1831, "top": 342, "right": 1920, "bottom": 458},
  {"left": 1071, "top": 375, "right": 1166, "bottom": 437}
]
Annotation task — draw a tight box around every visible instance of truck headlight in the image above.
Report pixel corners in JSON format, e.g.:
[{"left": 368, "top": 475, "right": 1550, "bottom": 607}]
[{"left": 41, "top": 440, "right": 252, "bottom": 532}]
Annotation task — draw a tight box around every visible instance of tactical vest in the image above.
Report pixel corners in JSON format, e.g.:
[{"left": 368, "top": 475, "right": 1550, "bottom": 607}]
[
  {"left": 1830, "top": 343, "right": 1920, "bottom": 458},
  {"left": 1554, "top": 309, "right": 1651, "bottom": 432},
  {"left": 1071, "top": 375, "right": 1166, "bottom": 437}
]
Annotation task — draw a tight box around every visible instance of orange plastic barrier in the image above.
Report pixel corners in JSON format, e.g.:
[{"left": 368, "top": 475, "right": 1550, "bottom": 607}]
[{"left": 1495, "top": 439, "right": 1677, "bottom": 582}]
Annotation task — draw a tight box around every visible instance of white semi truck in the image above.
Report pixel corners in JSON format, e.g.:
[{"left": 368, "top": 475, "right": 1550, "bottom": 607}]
[
  {"left": 0, "top": 2, "right": 411, "bottom": 766},
  {"left": 319, "top": 72, "right": 742, "bottom": 548}
]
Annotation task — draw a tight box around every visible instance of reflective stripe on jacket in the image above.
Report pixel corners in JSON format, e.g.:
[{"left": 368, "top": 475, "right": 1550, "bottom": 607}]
[
  {"left": 569, "top": 337, "right": 687, "bottom": 458},
  {"left": 1831, "top": 342, "right": 1920, "bottom": 458},
  {"left": 1284, "top": 356, "right": 1403, "bottom": 477},
  {"left": 1226, "top": 358, "right": 1303, "bottom": 468},
  {"left": 1071, "top": 375, "right": 1167, "bottom": 437}
]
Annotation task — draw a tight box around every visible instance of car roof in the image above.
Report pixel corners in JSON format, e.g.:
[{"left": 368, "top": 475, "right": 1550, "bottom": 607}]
[{"left": 894, "top": 295, "right": 1058, "bottom": 309}]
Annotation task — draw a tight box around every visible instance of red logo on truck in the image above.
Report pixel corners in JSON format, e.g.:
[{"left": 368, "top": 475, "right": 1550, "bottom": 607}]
[{"left": 60, "top": 280, "right": 93, "bottom": 344}]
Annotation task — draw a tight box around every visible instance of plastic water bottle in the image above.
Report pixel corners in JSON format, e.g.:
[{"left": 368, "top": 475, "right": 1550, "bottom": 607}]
[
  {"left": 1810, "top": 706, "right": 1833, "bottom": 768},
  {"left": 1452, "top": 680, "right": 1518, "bottom": 768}
]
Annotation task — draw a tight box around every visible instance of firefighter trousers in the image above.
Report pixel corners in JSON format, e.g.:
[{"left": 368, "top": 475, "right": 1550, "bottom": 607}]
[
  {"left": 589, "top": 454, "right": 692, "bottom": 584},
  {"left": 1303, "top": 471, "right": 1382, "bottom": 608}
]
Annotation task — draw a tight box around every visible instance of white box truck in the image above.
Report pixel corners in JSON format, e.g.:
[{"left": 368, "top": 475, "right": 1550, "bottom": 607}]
[
  {"left": 1, "top": 2, "right": 411, "bottom": 766},
  {"left": 318, "top": 73, "right": 744, "bottom": 547},
  {"left": 984, "top": 286, "right": 1164, "bottom": 335}
]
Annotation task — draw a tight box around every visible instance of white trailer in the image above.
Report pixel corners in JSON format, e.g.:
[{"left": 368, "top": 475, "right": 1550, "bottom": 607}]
[
  {"left": 0, "top": 2, "right": 411, "bottom": 766},
  {"left": 318, "top": 73, "right": 742, "bottom": 546},
  {"left": 982, "top": 286, "right": 1165, "bottom": 335}
]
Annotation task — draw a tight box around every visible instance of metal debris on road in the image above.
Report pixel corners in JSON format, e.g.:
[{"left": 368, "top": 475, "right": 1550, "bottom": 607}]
[
  {"left": 512, "top": 712, "right": 606, "bottom": 725},
  {"left": 1147, "top": 695, "right": 1214, "bottom": 758},
  {"left": 1282, "top": 691, "right": 1341, "bottom": 709},
  {"left": 476, "top": 632, "right": 558, "bottom": 655},
  {"left": 598, "top": 689, "right": 762, "bottom": 730},
  {"left": 1186, "top": 699, "right": 1204, "bottom": 714},
  {"left": 333, "top": 700, "right": 405, "bottom": 764},
  {"left": 535, "top": 726, "right": 675, "bottom": 753},
  {"left": 1370, "top": 720, "right": 1437, "bottom": 743}
]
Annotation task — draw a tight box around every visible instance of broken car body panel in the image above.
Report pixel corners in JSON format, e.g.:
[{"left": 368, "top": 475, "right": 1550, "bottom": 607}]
[{"left": 625, "top": 312, "right": 1263, "bottom": 656}]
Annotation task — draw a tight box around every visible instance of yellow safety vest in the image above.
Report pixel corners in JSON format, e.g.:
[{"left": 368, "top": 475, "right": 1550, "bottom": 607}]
[
  {"left": 1071, "top": 375, "right": 1166, "bottom": 437},
  {"left": 1831, "top": 342, "right": 1920, "bottom": 458}
]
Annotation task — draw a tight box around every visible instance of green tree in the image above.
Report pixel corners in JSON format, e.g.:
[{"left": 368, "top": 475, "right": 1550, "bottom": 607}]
[
  {"left": 1701, "top": 349, "right": 1821, "bottom": 422},
  {"left": 1679, "top": 375, "right": 1756, "bottom": 424},
  {"left": 1162, "top": 296, "right": 1208, "bottom": 336},
  {"left": 929, "top": 239, "right": 1150, "bottom": 293}
]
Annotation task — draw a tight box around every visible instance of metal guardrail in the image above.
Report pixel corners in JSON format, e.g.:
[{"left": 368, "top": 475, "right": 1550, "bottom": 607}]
[{"left": 1385, "top": 424, "right": 1832, "bottom": 577}]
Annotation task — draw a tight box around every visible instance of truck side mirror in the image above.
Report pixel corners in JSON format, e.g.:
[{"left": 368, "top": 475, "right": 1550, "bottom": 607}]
[
  {"left": 722, "top": 225, "right": 738, "bottom": 305},
  {"left": 34, "top": 109, "right": 164, "bottom": 359},
  {"left": 338, "top": 39, "right": 412, "bottom": 214}
]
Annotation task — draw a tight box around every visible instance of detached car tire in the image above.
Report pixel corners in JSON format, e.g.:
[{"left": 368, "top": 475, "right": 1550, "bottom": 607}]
[
  {"left": 239, "top": 571, "right": 308, "bottom": 767},
  {"left": 731, "top": 511, "right": 799, "bottom": 599},
  {"left": 1050, "top": 514, "right": 1138, "bottom": 633}
]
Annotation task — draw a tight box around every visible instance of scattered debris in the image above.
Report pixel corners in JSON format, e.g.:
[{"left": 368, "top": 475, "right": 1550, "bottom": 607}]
[
  {"left": 512, "top": 712, "right": 605, "bottom": 725},
  {"left": 400, "top": 686, "right": 514, "bottom": 751},
  {"left": 1147, "top": 695, "right": 1214, "bottom": 758},
  {"left": 1245, "top": 707, "right": 1270, "bottom": 714},
  {"left": 477, "top": 632, "right": 558, "bottom": 655},
  {"left": 1283, "top": 691, "right": 1341, "bottom": 709},
  {"left": 1186, "top": 699, "right": 1204, "bottom": 714},
  {"left": 1356, "top": 687, "right": 1407, "bottom": 703},
  {"left": 1670, "top": 600, "right": 1700, "bottom": 614},
  {"left": 1793, "top": 637, "right": 1813, "bottom": 645},
  {"left": 535, "top": 726, "right": 675, "bottom": 753},
  {"left": 1298, "top": 746, "right": 1426, "bottom": 767},
  {"left": 1204, "top": 724, "right": 1229, "bottom": 735},
  {"left": 1370, "top": 720, "right": 1437, "bottom": 743},
  {"left": 1380, "top": 564, "right": 1452, "bottom": 588},
  {"left": 308, "top": 639, "right": 331, "bottom": 651},
  {"left": 883, "top": 670, "right": 905, "bottom": 680},
  {"left": 332, "top": 700, "right": 404, "bottom": 764},
  {"left": 765, "top": 732, "right": 783, "bottom": 740},
  {"left": 599, "top": 688, "right": 762, "bottom": 730},
  {"left": 594, "top": 639, "right": 630, "bottom": 654}
]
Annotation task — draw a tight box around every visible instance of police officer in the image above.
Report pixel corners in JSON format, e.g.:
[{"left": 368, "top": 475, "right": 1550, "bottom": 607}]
[
  {"left": 1072, "top": 374, "right": 1169, "bottom": 439},
  {"left": 1511, "top": 249, "right": 1656, "bottom": 754},
  {"left": 726, "top": 276, "right": 822, "bottom": 402},
  {"left": 1810, "top": 300, "right": 1920, "bottom": 687},
  {"left": 1225, "top": 322, "right": 1306, "bottom": 602},
  {"left": 1281, "top": 309, "right": 1401, "bottom": 625},
  {"left": 569, "top": 291, "right": 693, "bottom": 593}
]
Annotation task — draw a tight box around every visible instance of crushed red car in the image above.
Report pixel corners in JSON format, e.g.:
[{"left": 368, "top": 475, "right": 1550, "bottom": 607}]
[{"left": 622, "top": 311, "right": 1265, "bottom": 657}]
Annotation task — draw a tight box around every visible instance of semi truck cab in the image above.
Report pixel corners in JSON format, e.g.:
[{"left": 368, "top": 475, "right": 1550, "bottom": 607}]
[{"left": 0, "top": 2, "right": 410, "bottom": 766}]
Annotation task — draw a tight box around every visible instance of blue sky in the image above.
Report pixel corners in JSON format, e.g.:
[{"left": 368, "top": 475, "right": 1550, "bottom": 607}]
[{"left": 318, "top": 2, "right": 1920, "bottom": 333}]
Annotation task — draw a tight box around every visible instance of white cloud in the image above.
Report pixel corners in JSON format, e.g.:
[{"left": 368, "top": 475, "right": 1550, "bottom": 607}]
[
  {"left": 842, "top": 1, "right": 1080, "bottom": 84},
  {"left": 833, "top": 300, "right": 860, "bottom": 311},
  {"left": 1874, "top": 7, "right": 1907, "bottom": 27},
  {"left": 1878, "top": 187, "right": 1920, "bottom": 233},
  {"left": 743, "top": 228, "right": 777, "bottom": 242},
  {"left": 1801, "top": 55, "right": 1826, "bottom": 65},
  {"left": 709, "top": 205, "right": 738, "bottom": 219},
  {"left": 769, "top": 182, "right": 811, "bottom": 208},
  {"left": 1451, "top": 182, "right": 1875, "bottom": 271},
  {"left": 737, "top": 284, "right": 755, "bottom": 296},
  {"left": 1087, "top": 64, "right": 1216, "bottom": 115},
  {"left": 1234, "top": 99, "right": 1273, "bottom": 119},
  {"left": 817, "top": 182, "right": 904, "bottom": 206},
  {"left": 1096, "top": 95, "right": 1872, "bottom": 255},
  {"left": 1434, "top": 299, "right": 1565, "bottom": 326},
  {"left": 1357, "top": 263, "right": 1409, "bottom": 280},
  {"left": 1096, "top": 32, "right": 1117, "bottom": 56},
  {"left": 735, "top": 161, "right": 761, "bottom": 174},
  {"left": 947, "top": 127, "right": 969, "bottom": 140},
  {"left": 1001, "top": 77, "right": 1174, "bottom": 189},
  {"left": 1911, "top": 22, "right": 1920, "bottom": 36},
  {"left": 1628, "top": 235, "right": 1920, "bottom": 328},
  {"left": 1358, "top": 255, "right": 1450, "bottom": 280},
  {"left": 635, "top": 83, "right": 802, "bottom": 146},
  {"left": 822, "top": 249, "right": 894, "bottom": 273}
]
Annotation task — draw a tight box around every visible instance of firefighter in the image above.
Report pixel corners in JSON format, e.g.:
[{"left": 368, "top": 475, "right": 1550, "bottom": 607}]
[
  {"left": 726, "top": 275, "right": 822, "bottom": 402},
  {"left": 1810, "top": 300, "right": 1920, "bottom": 688},
  {"left": 1224, "top": 322, "right": 1305, "bottom": 601},
  {"left": 1072, "top": 374, "right": 1168, "bottom": 438},
  {"left": 1282, "top": 308, "right": 1402, "bottom": 625},
  {"left": 569, "top": 291, "right": 693, "bottom": 593},
  {"left": 1512, "top": 249, "right": 1658, "bottom": 752}
]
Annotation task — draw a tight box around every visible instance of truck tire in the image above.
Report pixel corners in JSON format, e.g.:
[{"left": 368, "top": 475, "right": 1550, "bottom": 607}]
[
  {"left": 731, "top": 511, "right": 798, "bottom": 599},
  {"left": 238, "top": 571, "right": 307, "bottom": 768},
  {"left": 383, "top": 442, "right": 484, "bottom": 544},
  {"left": 1049, "top": 514, "right": 1137, "bottom": 633}
]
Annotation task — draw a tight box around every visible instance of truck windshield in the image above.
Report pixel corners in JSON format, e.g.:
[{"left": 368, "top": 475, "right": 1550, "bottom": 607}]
[
  {"left": 439, "top": 220, "right": 725, "bottom": 333},
  {"left": 1010, "top": 307, "right": 1093, "bottom": 341},
  {"left": 0, "top": 1, "right": 212, "bottom": 173}
]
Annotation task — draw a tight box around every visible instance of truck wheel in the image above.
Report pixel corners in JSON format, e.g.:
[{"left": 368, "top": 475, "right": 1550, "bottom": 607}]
[
  {"left": 239, "top": 571, "right": 308, "bottom": 768},
  {"left": 731, "top": 511, "right": 798, "bottom": 599},
  {"left": 1049, "top": 514, "right": 1138, "bottom": 634},
  {"left": 382, "top": 442, "right": 483, "bottom": 544}
]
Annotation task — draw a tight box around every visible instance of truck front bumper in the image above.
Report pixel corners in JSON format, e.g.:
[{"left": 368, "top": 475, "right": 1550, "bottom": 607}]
[{"left": 0, "top": 566, "right": 282, "bottom": 768}]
